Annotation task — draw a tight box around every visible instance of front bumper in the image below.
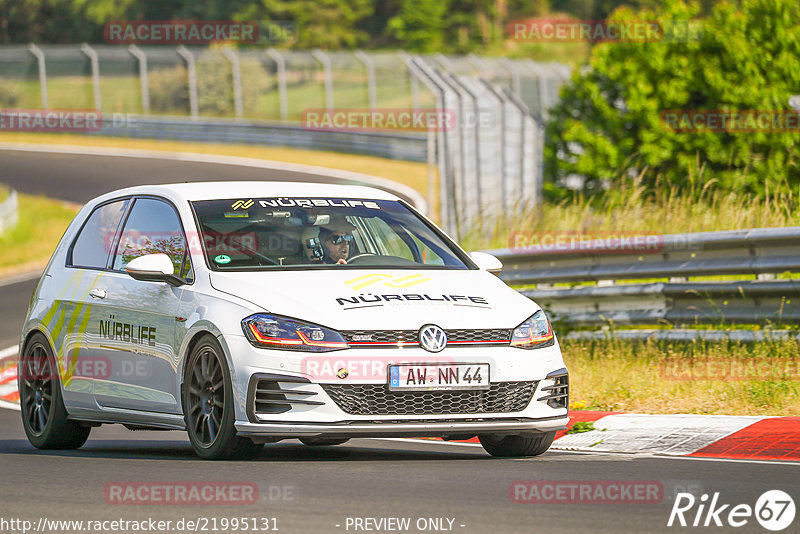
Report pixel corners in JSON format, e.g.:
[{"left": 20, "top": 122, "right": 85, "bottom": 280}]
[
  {"left": 235, "top": 416, "right": 569, "bottom": 439},
  {"left": 224, "top": 335, "right": 569, "bottom": 439}
]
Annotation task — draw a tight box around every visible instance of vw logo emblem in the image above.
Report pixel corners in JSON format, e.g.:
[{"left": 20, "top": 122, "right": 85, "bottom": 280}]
[{"left": 419, "top": 324, "right": 447, "bottom": 353}]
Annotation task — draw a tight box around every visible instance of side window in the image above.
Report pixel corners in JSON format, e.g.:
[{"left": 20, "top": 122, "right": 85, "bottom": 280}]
[
  {"left": 70, "top": 199, "right": 129, "bottom": 269},
  {"left": 410, "top": 234, "right": 445, "bottom": 265},
  {"left": 366, "top": 218, "right": 415, "bottom": 261},
  {"left": 112, "top": 198, "right": 187, "bottom": 275}
]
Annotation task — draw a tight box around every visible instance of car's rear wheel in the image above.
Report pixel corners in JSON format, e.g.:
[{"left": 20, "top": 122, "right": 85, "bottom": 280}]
[
  {"left": 478, "top": 431, "right": 556, "bottom": 457},
  {"left": 184, "top": 335, "right": 263, "bottom": 460},
  {"left": 299, "top": 437, "right": 350, "bottom": 446},
  {"left": 19, "top": 333, "right": 91, "bottom": 450}
]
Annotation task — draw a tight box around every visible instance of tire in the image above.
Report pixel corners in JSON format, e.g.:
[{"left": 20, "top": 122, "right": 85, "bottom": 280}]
[
  {"left": 183, "top": 335, "right": 263, "bottom": 460},
  {"left": 478, "top": 431, "right": 556, "bottom": 458},
  {"left": 299, "top": 437, "right": 350, "bottom": 446},
  {"left": 19, "top": 333, "right": 91, "bottom": 450}
]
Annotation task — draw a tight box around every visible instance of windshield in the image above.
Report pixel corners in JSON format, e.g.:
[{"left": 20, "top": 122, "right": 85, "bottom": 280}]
[{"left": 191, "top": 197, "right": 471, "bottom": 270}]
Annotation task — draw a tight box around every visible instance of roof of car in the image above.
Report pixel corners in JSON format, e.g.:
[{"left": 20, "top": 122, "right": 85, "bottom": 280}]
[{"left": 95, "top": 181, "right": 402, "bottom": 203}]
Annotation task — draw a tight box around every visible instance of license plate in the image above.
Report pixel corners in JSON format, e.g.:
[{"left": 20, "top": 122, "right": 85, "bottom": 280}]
[{"left": 388, "top": 363, "right": 490, "bottom": 391}]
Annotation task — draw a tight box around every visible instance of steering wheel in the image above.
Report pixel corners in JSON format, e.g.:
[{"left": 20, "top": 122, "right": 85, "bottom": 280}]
[{"left": 345, "top": 253, "right": 377, "bottom": 264}]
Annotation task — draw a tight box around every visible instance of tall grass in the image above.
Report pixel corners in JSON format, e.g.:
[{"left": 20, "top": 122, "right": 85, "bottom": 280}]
[
  {"left": 564, "top": 337, "right": 800, "bottom": 415},
  {"left": 461, "top": 174, "right": 800, "bottom": 251}
]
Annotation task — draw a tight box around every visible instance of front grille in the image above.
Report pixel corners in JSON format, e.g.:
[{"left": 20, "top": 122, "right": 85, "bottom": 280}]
[
  {"left": 342, "top": 330, "right": 418, "bottom": 344},
  {"left": 341, "top": 328, "right": 511, "bottom": 347},
  {"left": 322, "top": 381, "right": 536, "bottom": 416},
  {"left": 250, "top": 377, "right": 323, "bottom": 417},
  {"left": 537, "top": 373, "right": 569, "bottom": 409},
  {"left": 447, "top": 328, "right": 511, "bottom": 343}
]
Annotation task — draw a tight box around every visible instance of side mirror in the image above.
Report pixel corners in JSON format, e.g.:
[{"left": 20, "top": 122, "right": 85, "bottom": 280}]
[
  {"left": 125, "top": 253, "right": 185, "bottom": 287},
  {"left": 470, "top": 251, "right": 503, "bottom": 275}
]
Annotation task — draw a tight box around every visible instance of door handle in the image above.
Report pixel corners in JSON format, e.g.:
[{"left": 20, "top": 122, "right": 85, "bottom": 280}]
[{"left": 89, "top": 288, "right": 106, "bottom": 299}]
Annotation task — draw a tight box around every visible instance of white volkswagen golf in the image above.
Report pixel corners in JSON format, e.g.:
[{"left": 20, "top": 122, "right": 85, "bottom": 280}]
[{"left": 19, "top": 182, "right": 568, "bottom": 460}]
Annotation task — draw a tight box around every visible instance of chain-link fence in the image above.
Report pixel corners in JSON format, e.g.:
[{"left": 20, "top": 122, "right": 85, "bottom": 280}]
[{"left": 0, "top": 45, "right": 570, "bottom": 236}]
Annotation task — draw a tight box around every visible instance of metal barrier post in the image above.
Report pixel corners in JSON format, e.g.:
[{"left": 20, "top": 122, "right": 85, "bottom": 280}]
[
  {"left": 401, "top": 53, "right": 450, "bottom": 229},
  {"left": 80, "top": 43, "right": 101, "bottom": 110},
  {"left": 503, "top": 86, "right": 543, "bottom": 208},
  {"left": 524, "top": 60, "right": 549, "bottom": 119},
  {"left": 406, "top": 55, "right": 462, "bottom": 235},
  {"left": 479, "top": 80, "right": 508, "bottom": 212},
  {"left": 128, "top": 45, "right": 150, "bottom": 114},
  {"left": 499, "top": 58, "right": 522, "bottom": 97},
  {"left": 266, "top": 48, "right": 288, "bottom": 121},
  {"left": 311, "top": 49, "right": 334, "bottom": 111},
  {"left": 176, "top": 45, "right": 199, "bottom": 119},
  {"left": 443, "top": 72, "right": 483, "bottom": 223},
  {"left": 354, "top": 50, "right": 377, "bottom": 110},
  {"left": 28, "top": 44, "right": 47, "bottom": 109},
  {"left": 222, "top": 49, "right": 244, "bottom": 119}
]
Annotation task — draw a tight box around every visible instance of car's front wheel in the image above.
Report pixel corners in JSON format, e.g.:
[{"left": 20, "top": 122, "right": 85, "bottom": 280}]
[
  {"left": 184, "top": 335, "right": 263, "bottom": 460},
  {"left": 478, "top": 432, "right": 556, "bottom": 457},
  {"left": 19, "top": 333, "right": 91, "bottom": 450}
]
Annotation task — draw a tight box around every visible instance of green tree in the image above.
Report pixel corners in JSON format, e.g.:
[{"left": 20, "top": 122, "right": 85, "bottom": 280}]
[
  {"left": 387, "top": 0, "right": 447, "bottom": 52},
  {"left": 545, "top": 0, "right": 800, "bottom": 196},
  {"left": 235, "top": 0, "right": 374, "bottom": 49}
]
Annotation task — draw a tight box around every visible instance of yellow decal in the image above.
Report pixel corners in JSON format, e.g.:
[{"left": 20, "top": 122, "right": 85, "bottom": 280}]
[
  {"left": 41, "top": 272, "right": 101, "bottom": 383},
  {"left": 345, "top": 273, "right": 431, "bottom": 291},
  {"left": 231, "top": 199, "right": 254, "bottom": 210}
]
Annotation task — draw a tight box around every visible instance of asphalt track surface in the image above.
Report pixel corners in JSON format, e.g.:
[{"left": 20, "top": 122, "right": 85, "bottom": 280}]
[{"left": 1, "top": 150, "right": 799, "bottom": 533}]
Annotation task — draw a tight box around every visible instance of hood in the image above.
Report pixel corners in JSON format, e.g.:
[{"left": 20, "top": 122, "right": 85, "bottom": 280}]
[{"left": 209, "top": 268, "right": 537, "bottom": 330}]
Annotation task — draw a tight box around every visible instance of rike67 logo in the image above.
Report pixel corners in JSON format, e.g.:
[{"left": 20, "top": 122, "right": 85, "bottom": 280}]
[{"left": 668, "top": 490, "right": 795, "bottom": 531}]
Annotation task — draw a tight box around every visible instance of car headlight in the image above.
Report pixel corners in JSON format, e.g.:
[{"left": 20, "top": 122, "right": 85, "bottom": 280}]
[
  {"left": 242, "top": 313, "right": 348, "bottom": 352},
  {"left": 510, "top": 310, "right": 555, "bottom": 349}
]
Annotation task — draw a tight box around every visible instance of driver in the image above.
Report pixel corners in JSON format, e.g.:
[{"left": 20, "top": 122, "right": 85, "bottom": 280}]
[{"left": 318, "top": 217, "right": 356, "bottom": 264}]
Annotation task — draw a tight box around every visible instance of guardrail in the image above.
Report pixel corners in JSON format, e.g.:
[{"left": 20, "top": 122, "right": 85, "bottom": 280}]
[
  {"left": 91, "top": 115, "right": 429, "bottom": 162},
  {"left": 0, "top": 188, "right": 18, "bottom": 234},
  {"left": 484, "top": 227, "right": 800, "bottom": 329}
]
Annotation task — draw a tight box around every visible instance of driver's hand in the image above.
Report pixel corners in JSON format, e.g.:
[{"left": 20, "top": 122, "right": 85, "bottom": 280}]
[{"left": 336, "top": 259, "right": 347, "bottom": 265}]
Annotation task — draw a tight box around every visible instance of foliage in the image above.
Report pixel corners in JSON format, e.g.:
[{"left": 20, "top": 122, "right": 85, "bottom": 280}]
[
  {"left": 147, "top": 66, "right": 189, "bottom": 114},
  {"left": 459, "top": 173, "right": 800, "bottom": 253},
  {"left": 0, "top": 0, "right": 726, "bottom": 52},
  {"left": 545, "top": 0, "right": 800, "bottom": 196},
  {"left": 566, "top": 421, "right": 596, "bottom": 433},
  {"left": 234, "top": 0, "right": 374, "bottom": 49},
  {"left": 387, "top": 0, "right": 447, "bottom": 53},
  {"left": 563, "top": 336, "right": 800, "bottom": 415},
  {"left": 0, "top": 80, "right": 21, "bottom": 107}
]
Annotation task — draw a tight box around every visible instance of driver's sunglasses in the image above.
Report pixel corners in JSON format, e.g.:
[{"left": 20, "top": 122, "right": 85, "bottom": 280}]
[{"left": 329, "top": 234, "right": 354, "bottom": 245}]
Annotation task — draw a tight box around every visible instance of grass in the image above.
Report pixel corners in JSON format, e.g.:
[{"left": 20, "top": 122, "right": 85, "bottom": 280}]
[
  {"left": 461, "top": 178, "right": 800, "bottom": 252},
  {"left": 0, "top": 186, "right": 7, "bottom": 204},
  {"left": 566, "top": 421, "right": 597, "bottom": 434},
  {"left": 563, "top": 337, "right": 800, "bottom": 416},
  {"left": 0, "top": 193, "right": 79, "bottom": 277}
]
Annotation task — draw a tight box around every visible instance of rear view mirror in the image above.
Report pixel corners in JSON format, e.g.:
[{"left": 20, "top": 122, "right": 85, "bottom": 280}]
[
  {"left": 125, "top": 253, "right": 185, "bottom": 287},
  {"left": 469, "top": 251, "right": 503, "bottom": 274}
]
